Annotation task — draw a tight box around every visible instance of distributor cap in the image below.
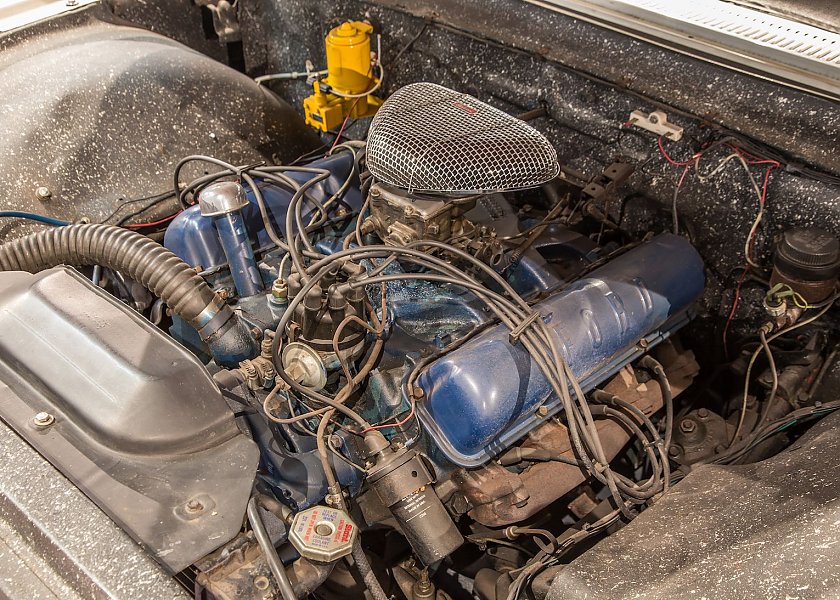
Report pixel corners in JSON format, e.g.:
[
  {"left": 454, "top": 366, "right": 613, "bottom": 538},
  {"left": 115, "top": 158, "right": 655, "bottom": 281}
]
[
  {"left": 366, "top": 82, "right": 559, "bottom": 194},
  {"left": 289, "top": 506, "right": 357, "bottom": 563}
]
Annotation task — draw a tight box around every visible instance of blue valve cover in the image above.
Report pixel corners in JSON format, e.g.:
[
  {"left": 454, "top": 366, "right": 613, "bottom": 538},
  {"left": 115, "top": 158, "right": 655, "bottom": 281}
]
[
  {"left": 416, "top": 234, "right": 705, "bottom": 467},
  {"left": 164, "top": 152, "right": 362, "bottom": 269}
]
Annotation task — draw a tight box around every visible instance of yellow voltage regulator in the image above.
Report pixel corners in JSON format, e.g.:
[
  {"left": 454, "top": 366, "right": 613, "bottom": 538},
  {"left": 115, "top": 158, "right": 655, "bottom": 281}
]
[{"left": 303, "top": 21, "right": 383, "bottom": 132}]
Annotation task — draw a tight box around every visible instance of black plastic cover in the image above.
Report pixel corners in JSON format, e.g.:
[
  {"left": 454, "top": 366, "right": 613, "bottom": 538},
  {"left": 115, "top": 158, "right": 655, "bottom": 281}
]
[{"left": 0, "top": 268, "right": 259, "bottom": 573}]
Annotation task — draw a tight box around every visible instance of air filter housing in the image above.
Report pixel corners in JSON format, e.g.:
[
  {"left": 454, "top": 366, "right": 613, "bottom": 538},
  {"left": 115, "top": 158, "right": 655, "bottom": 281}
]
[{"left": 366, "top": 83, "right": 559, "bottom": 193}]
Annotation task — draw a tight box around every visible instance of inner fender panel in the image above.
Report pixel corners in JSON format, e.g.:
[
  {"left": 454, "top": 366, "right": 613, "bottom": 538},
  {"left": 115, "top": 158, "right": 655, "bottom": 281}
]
[{"left": 0, "top": 268, "right": 259, "bottom": 573}]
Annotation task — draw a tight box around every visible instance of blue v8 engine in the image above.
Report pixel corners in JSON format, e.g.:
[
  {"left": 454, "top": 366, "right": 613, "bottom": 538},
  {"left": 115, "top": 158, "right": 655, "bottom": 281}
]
[
  {"left": 154, "top": 83, "right": 704, "bottom": 564},
  {"left": 5, "top": 3, "right": 840, "bottom": 596},
  {"left": 0, "top": 77, "right": 712, "bottom": 595}
]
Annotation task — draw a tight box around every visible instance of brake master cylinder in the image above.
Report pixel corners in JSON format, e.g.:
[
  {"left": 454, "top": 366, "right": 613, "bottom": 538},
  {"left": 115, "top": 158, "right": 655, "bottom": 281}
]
[{"left": 303, "top": 21, "right": 383, "bottom": 131}]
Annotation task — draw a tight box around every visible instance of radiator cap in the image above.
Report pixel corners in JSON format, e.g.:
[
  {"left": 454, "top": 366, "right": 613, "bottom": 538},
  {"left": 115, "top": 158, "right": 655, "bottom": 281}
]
[{"left": 289, "top": 506, "right": 357, "bottom": 563}]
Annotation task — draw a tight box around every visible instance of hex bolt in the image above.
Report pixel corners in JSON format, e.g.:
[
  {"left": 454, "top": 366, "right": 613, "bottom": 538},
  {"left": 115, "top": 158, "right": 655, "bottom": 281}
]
[
  {"left": 35, "top": 186, "right": 52, "bottom": 201},
  {"left": 697, "top": 408, "right": 710, "bottom": 419},
  {"left": 536, "top": 405, "right": 549, "bottom": 418},
  {"left": 185, "top": 499, "right": 204, "bottom": 513},
  {"left": 679, "top": 418, "right": 696, "bottom": 434},
  {"left": 32, "top": 412, "right": 55, "bottom": 429},
  {"left": 668, "top": 445, "right": 682, "bottom": 457},
  {"left": 270, "top": 278, "right": 288, "bottom": 304}
]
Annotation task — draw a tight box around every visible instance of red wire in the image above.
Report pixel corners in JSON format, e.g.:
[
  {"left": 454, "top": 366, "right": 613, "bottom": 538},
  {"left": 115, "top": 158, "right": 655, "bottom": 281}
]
[
  {"left": 726, "top": 143, "right": 781, "bottom": 167},
  {"left": 362, "top": 401, "right": 416, "bottom": 433},
  {"left": 722, "top": 163, "right": 777, "bottom": 357},
  {"left": 722, "top": 266, "right": 748, "bottom": 360},
  {"left": 657, "top": 136, "right": 701, "bottom": 167},
  {"left": 656, "top": 136, "right": 780, "bottom": 357},
  {"left": 124, "top": 212, "right": 181, "bottom": 229},
  {"left": 677, "top": 164, "right": 691, "bottom": 189},
  {"left": 330, "top": 97, "right": 361, "bottom": 152}
]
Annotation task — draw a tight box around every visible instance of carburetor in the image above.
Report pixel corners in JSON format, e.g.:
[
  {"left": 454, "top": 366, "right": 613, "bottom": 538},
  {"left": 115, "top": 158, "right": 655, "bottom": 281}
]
[{"left": 364, "top": 182, "right": 504, "bottom": 266}]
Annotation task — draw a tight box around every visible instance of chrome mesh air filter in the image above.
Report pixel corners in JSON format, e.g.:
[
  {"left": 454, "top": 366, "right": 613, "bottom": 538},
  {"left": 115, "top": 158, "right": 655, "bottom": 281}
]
[{"left": 366, "top": 82, "right": 560, "bottom": 193}]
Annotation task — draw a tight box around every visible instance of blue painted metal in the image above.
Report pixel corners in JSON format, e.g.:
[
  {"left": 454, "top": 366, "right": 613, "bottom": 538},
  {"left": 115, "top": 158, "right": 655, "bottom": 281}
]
[
  {"left": 215, "top": 211, "right": 263, "bottom": 297},
  {"left": 416, "top": 234, "right": 705, "bottom": 467},
  {"left": 243, "top": 397, "right": 361, "bottom": 511},
  {"left": 164, "top": 151, "right": 363, "bottom": 269}
]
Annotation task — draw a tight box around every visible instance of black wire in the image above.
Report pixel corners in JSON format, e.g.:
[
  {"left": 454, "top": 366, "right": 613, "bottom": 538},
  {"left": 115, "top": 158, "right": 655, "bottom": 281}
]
[
  {"left": 100, "top": 190, "right": 176, "bottom": 224},
  {"left": 387, "top": 22, "right": 429, "bottom": 68}
]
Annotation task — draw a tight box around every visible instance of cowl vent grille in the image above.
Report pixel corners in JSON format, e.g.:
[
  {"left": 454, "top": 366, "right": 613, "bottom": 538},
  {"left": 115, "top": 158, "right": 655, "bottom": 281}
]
[{"left": 366, "top": 83, "right": 559, "bottom": 194}]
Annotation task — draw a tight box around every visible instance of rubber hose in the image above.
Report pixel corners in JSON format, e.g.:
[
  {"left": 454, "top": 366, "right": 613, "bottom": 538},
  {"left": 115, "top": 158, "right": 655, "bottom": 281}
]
[
  {"left": 0, "top": 224, "right": 255, "bottom": 365},
  {"left": 351, "top": 540, "right": 389, "bottom": 600}
]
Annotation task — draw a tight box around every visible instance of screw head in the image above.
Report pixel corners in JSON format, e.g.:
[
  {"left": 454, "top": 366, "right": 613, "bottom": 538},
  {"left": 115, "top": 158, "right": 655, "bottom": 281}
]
[
  {"left": 32, "top": 412, "right": 54, "bottom": 428},
  {"left": 35, "top": 186, "right": 52, "bottom": 201},
  {"left": 185, "top": 499, "right": 204, "bottom": 513},
  {"left": 697, "top": 408, "right": 710, "bottom": 419}
]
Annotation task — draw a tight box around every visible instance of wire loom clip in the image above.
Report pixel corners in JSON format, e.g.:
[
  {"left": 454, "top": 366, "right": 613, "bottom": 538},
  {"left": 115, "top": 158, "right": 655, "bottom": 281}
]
[{"left": 508, "top": 310, "right": 542, "bottom": 345}]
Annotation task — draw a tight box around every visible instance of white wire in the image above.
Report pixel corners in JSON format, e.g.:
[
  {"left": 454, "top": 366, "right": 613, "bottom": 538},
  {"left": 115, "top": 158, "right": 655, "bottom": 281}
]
[
  {"left": 695, "top": 151, "right": 763, "bottom": 267},
  {"left": 255, "top": 69, "right": 327, "bottom": 84}
]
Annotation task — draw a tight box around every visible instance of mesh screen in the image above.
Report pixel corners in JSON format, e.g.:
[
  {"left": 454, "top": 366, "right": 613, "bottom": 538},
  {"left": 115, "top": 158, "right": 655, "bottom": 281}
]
[{"left": 366, "top": 82, "right": 560, "bottom": 193}]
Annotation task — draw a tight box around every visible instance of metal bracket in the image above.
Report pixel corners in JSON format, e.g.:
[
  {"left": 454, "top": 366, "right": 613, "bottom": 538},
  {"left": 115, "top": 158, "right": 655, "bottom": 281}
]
[
  {"left": 582, "top": 161, "right": 635, "bottom": 204},
  {"left": 195, "top": 0, "right": 241, "bottom": 43},
  {"left": 628, "top": 110, "right": 683, "bottom": 141}
]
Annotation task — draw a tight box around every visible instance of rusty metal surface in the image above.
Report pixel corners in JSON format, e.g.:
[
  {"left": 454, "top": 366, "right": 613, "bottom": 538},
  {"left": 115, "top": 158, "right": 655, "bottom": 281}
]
[{"left": 457, "top": 344, "right": 700, "bottom": 527}]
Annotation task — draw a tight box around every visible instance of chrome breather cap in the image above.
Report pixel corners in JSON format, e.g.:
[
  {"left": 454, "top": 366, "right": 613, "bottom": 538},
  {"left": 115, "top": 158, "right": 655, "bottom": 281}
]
[{"left": 198, "top": 181, "right": 249, "bottom": 217}]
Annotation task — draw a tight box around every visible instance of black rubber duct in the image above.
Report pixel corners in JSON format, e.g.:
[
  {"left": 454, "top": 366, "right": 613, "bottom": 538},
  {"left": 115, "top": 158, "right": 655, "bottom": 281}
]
[{"left": 0, "top": 224, "right": 256, "bottom": 365}]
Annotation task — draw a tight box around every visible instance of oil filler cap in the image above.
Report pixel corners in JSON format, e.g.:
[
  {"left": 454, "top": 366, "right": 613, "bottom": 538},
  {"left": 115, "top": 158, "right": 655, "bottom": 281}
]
[{"left": 289, "top": 506, "right": 357, "bottom": 563}]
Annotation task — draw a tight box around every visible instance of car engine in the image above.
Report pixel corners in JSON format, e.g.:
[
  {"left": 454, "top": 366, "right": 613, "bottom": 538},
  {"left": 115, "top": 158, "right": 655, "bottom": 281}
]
[{"left": 1, "top": 1, "right": 840, "bottom": 599}]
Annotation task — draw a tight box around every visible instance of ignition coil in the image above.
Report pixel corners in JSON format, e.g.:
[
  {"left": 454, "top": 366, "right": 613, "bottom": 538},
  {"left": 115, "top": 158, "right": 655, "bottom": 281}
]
[{"left": 364, "top": 437, "right": 464, "bottom": 566}]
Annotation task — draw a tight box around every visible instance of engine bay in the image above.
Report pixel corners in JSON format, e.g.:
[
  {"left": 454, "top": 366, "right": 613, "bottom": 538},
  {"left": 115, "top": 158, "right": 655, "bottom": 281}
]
[{"left": 1, "top": 1, "right": 840, "bottom": 599}]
